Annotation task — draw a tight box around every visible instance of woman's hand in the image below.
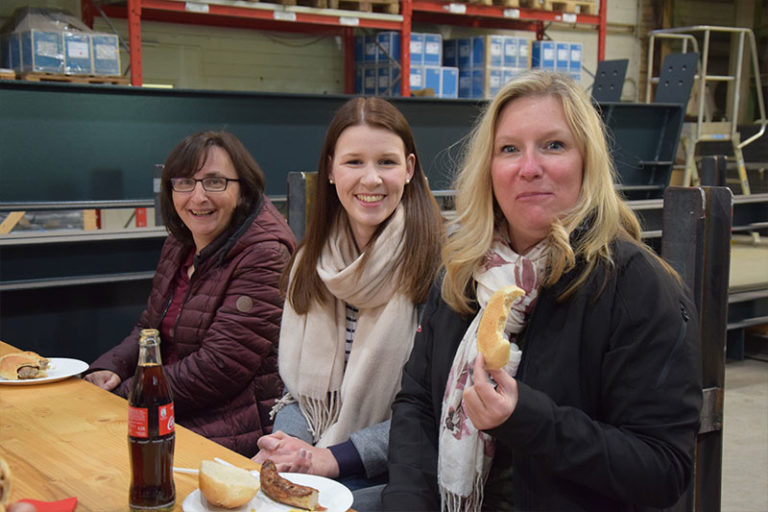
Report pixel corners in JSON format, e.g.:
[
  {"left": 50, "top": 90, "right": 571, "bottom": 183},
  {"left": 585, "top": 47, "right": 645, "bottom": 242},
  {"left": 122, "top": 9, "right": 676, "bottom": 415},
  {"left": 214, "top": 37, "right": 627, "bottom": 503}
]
[
  {"left": 462, "top": 353, "right": 519, "bottom": 431},
  {"left": 83, "top": 370, "right": 121, "bottom": 391},
  {"left": 252, "top": 431, "right": 340, "bottom": 478}
]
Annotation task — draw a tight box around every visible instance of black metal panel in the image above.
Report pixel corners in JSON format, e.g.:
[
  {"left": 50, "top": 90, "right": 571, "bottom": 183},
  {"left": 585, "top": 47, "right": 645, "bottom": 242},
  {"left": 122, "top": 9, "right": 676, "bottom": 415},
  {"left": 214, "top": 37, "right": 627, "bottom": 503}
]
[
  {"left": 0, "top": 81, "right": 483, "bottom": 202},
  {"left": 0, "top": 236, "right": 164, "bottom": 284},
  {"left": 0, "top": 281, "right": 151, "bottom": 363},
  {"left": 599, "top": 102, "right": 685, "bottom": 200},
  {"left": 591, "top": 59, "right": 628, "bottom": 103}
]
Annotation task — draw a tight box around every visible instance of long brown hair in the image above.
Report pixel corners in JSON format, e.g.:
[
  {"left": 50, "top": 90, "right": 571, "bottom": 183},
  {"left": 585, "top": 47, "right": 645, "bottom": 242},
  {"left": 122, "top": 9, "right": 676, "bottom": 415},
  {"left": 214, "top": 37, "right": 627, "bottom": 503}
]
[
  {"left": 160, "top": 131, "right": 265, "bottom": 246},
  {"left": 286, "top": 97, "right": 443, "bottom": 313}
]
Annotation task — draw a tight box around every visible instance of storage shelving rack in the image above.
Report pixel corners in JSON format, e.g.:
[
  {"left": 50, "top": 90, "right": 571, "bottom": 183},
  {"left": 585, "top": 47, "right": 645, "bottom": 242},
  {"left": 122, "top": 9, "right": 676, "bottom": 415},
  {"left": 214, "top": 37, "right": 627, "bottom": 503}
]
[{"left": 83, "top": 0, "right": 606, "bottom": 96}]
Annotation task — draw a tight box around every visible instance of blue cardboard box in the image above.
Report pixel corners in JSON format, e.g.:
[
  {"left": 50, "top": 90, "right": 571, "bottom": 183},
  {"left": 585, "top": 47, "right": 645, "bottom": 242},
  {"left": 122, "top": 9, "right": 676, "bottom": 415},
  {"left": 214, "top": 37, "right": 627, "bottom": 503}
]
[
  {"left": 364, "top": 34, "right": 378, "bottom": 63},
  {"left": 471, "top": 66, "right": 504, "bottom": 98},
  {"left": 410, "top": 33, "right": 424, "bottom": 66},
  {"left": 518, "top": 38, "right": 530, "bottom": 68},
  {"left": 20, "top": 30, "right": 64, "bottom": 73},
  {"left": 531, "top": 40, "right": 555, "bottom": 70},
  {"left": 457, "top": 38, "right": 472, "bottom": 68},
  {"left": 363, "top": 65, "right": 377, "bottom": 95},
  {"left": 376, "top": 31, "right": 401, "bottom": 63},
  {"left": 555, "top": 42, "right": 569, "bottom": 72},
  {"left": 473, "top": 35, "right": 503, "bottom": 68},
  {"left": 423, "top": 33, "right": 442, "bottom": 66},
  {"left": 440, "top": 66, "right": 458, "bottom": 98},
  {"left": 92, "top": 33, "right": 120, "bottom": 76},
  {"left": 354, "top": 65, "right": 364, "bottom": 94},
  {"left": 377, "top": 63, "right": 401, "bottom": 96},
  {"left": 459, "top": 69, "right": 473, "bottom": 98},
  {"left": 64, "top": 32, "right": 91, "bottom": 74},
  {"left": 409, "top": 65, "right": 424, "bottom": 90},
  {"left": 569, "top": 42, "right": 582, "bottom": 71},
  {"left": 443, "top": 39, "right": 458, "bottom": 68},
  {"left": 424, "top": 66, "right": 441, "bottom": 94},
  {"left": 503, "top": 36, "right": 518, "bottom": 68},
  {"left": 354, "top": 35, "right": 365, "bottom": 63},
  {"left": 8, "top": 33, "right": 21, "bottom": 70}
]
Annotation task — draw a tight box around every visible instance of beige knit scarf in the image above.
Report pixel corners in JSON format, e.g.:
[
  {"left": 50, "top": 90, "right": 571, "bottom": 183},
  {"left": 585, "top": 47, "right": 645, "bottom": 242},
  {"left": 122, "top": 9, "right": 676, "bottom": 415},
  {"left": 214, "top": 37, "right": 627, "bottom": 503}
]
[
  {"left": 277, "top": 205, "right": 417, "bottom": 447},
  {"left": 438, "top": 235, "right": 547, "bottom": 511}
]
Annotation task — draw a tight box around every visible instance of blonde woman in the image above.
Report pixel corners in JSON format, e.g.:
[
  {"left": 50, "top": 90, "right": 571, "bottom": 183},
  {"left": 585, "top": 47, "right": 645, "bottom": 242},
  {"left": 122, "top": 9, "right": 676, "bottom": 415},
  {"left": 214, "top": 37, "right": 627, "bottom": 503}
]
[{"left": 383, "top": 71, "right": 702, "bottom": 511}]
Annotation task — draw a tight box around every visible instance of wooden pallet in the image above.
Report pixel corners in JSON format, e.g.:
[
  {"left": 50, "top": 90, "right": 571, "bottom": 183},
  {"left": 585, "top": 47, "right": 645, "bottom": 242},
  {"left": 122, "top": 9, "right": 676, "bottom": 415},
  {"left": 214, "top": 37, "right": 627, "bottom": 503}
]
[
  {"left": 268, "top": 0, "right": 330, "bottom": 8},
  {"left": 467, "top": 0, "right": 521, "bottom": 7},
  {"left": 539, "top": 0, "right": 597, "bottom": 14},
  {"left": 18, "top": 72, "right": 129, "bottom": 85},
  {"left": 0, "top": 69, "right": 16, "bottom": 81},
  {"left": 328, "top": 0, "right": 399, "bottom": 14}
]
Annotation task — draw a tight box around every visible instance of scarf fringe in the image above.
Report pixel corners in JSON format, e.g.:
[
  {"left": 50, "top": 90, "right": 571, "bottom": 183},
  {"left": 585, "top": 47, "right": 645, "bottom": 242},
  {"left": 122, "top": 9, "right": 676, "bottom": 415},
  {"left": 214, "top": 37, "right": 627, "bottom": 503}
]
[
  {"left": 298, "top": 391, "right": 341, "bottom": 443},
  {"left": 440, "top": 474, "right": 485, "bottom": 512},
  {"left": 270, "top": 393, "right": 297, "bottom": 421}
]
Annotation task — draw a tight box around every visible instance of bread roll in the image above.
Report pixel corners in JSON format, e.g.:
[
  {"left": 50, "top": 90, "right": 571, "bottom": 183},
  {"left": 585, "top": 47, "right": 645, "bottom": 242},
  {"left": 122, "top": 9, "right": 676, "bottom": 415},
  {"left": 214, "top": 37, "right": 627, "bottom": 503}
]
[
  {"left": 198, "top": 460, "right": 259, "bottom": 509},
  {"left": 0, "top": 353, "right": 47, "bottom": 380},
  {"left": 477, "top": 285, "right": 525, "bottom": 370},
  {"left": 0, "top": 456, "right": 11, "bottom": 512},
  {"left": 260, "top": 459, "right": 319, "bottom": 510}
]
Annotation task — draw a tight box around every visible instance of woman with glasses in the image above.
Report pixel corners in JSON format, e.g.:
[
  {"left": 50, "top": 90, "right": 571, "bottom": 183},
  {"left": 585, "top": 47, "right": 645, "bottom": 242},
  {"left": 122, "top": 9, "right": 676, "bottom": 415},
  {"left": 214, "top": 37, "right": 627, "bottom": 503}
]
[
  {"left": 251, "top": 97, "right": 443, "bottom": 510},
  {"left": 85, "top": 131, "right": 296, "bottom": 456}
]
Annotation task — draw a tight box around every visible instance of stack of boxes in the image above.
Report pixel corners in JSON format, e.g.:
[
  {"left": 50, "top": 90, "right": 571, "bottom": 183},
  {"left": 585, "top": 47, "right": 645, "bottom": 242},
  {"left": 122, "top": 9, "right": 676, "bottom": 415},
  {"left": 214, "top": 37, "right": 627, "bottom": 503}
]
[
  {"left": 1, "top": 8, "right": 121, "bottom": 77},
  {"left": 444, "top": 35, "right": 530, "bottom": 99},
  {"left": 354, "top": 31, "right": 458, "bottom": 98},
  {"left": 531, "top": 40, "right": 582, "bottom": 82}
]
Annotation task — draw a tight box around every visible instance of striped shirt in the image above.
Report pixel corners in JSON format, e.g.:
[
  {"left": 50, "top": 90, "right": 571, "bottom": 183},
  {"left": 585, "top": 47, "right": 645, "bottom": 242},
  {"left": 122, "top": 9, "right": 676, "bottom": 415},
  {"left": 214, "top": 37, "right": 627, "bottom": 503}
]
[{"left": 345, "top": 303, "right": 359, "bottom": 363}]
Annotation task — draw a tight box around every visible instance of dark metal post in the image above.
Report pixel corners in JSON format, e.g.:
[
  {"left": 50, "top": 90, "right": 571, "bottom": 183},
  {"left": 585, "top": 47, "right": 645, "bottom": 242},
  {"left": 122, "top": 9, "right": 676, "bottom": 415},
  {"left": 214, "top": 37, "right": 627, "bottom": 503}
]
[{"left": 661, "top": 182, "right": 733, "bottom": 512}]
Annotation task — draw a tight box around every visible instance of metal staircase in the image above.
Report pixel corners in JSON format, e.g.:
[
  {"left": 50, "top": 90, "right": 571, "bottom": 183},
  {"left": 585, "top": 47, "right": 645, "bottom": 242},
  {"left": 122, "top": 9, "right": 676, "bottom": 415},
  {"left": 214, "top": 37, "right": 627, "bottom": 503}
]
[{"left": 646, "top": 26, "right": 767, "bottom": 195}]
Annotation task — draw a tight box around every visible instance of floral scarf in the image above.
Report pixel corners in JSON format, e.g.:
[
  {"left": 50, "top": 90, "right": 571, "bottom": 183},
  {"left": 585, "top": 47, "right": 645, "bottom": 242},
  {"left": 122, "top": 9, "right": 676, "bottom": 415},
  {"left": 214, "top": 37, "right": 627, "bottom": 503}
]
[{"left": 438, "top": 235, "right": 548, "bottom": 511}]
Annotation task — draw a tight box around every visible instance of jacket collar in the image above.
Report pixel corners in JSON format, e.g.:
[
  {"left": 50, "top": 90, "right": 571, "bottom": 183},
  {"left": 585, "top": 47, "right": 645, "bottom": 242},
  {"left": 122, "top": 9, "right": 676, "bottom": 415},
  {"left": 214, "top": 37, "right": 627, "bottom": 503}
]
[{"left": 193, "top": 195, "right": 265, "bottom": 269}]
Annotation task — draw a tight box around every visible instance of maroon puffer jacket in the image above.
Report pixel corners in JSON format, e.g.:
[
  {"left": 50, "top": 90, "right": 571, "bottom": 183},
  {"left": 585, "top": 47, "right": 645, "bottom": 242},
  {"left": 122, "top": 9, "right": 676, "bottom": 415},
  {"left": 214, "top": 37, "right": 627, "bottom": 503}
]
[{"left": 89, "top": 197, "right": 296, "bottom": 456}]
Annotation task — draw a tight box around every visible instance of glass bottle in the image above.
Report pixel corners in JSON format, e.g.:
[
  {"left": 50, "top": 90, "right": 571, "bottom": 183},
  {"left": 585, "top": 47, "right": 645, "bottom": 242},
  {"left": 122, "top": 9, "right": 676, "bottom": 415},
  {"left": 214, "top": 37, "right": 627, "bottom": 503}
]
[{"left": 128, "top": 328, "right": 175, "bottom": 511}]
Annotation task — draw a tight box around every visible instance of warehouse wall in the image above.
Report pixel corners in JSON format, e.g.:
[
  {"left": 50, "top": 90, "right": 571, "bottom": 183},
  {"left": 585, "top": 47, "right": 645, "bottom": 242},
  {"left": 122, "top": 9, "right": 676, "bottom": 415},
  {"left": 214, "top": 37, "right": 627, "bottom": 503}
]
[{"left": 1, "top": 0, "right": 643, "bottom": 98}]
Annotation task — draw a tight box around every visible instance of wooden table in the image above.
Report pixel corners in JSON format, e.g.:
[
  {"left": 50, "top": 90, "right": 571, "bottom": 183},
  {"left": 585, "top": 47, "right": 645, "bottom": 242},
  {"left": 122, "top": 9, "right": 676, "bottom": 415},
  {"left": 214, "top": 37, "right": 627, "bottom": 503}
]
[{"left": 0, "top": 341, "right": 260, "bottom": 511}]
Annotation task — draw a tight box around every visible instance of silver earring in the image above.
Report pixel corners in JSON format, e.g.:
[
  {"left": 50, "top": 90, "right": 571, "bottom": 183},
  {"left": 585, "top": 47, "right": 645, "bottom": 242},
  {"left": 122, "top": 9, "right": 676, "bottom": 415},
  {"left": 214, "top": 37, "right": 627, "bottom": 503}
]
[
  {"left": 329, "top": 178, "right": 334, "bottom": 184},
  {"left": 405, "top": 178, "right": 411, "bottom": 184}
]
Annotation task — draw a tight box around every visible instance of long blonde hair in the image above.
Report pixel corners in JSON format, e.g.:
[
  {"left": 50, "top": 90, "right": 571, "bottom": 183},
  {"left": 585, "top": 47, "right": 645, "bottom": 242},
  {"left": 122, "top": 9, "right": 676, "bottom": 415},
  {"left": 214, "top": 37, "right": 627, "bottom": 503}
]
[{"left": 442, "top": 70, "right": 647, "bottom": 314}]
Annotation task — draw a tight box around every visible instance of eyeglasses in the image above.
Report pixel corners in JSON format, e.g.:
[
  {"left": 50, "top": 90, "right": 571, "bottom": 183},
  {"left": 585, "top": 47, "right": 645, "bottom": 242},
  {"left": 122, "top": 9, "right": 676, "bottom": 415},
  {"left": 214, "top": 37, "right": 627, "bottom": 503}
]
[{"left": 170, "top": 177, "right": 240, "bottom": 192}]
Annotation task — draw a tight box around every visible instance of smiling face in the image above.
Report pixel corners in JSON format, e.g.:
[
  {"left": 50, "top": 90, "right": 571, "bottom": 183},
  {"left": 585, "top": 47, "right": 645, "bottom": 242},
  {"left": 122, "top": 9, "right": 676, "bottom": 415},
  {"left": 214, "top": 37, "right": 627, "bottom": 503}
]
[
  {"left": 172, "top": 145, "right": 240, "bottom": 253},
  {"left": 329, "top": 124, "right": 415, "bottom": 250},
  {"left": 491, "top": 94, "right": 583, "bottom": 254}
]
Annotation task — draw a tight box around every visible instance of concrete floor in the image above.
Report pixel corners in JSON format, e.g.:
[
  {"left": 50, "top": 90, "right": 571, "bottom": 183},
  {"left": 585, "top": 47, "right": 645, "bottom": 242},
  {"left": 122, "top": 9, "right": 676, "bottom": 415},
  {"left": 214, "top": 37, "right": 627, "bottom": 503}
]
[{"left": 722, "top": 357, "right": 768, "bottom": 511}]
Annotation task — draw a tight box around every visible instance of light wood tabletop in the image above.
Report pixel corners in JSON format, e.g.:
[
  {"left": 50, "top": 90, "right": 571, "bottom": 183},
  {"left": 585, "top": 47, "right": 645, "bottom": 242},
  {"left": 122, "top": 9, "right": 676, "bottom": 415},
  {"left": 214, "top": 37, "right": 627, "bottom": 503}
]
[{"left": 0, "top": 340, "right": 260, "bottom": 511}]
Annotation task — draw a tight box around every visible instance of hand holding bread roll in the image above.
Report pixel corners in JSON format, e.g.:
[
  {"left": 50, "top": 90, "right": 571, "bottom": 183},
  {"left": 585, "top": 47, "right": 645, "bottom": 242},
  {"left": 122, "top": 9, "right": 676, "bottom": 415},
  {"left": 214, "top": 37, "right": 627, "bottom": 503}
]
[{"left": 477, "top": 285, "right": 525, "bottom": 370}]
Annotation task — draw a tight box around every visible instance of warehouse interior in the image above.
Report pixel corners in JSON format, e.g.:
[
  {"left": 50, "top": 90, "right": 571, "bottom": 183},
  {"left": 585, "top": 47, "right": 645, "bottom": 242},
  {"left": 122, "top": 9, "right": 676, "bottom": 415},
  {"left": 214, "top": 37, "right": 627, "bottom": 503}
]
[{"left": 0, "top": 0, "right": 766, "bottom": 510}]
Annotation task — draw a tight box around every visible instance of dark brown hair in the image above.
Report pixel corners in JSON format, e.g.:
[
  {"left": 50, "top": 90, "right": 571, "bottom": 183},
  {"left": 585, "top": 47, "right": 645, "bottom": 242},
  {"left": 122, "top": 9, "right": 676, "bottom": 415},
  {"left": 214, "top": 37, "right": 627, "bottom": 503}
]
[
  {"left": 160, "top": 131, "right": 265, "bottom": 246},
  {"left": 286, "top": 97, "right": 443, "bottom": 313}
]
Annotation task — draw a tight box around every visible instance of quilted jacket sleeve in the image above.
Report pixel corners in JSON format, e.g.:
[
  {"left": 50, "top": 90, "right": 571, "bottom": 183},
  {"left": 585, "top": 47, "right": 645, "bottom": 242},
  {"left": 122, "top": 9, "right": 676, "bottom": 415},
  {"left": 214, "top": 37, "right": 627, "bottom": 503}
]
[{"left": 133, "top": 238, "right": 290, "bottom": 414}]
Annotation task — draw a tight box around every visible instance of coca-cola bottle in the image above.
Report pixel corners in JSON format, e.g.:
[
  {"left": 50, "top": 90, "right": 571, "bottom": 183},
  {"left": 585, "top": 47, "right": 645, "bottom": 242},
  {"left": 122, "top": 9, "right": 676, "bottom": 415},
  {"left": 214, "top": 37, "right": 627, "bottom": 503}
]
[{"left": 128, "top": 328, "right": 175, "bottom": 511}]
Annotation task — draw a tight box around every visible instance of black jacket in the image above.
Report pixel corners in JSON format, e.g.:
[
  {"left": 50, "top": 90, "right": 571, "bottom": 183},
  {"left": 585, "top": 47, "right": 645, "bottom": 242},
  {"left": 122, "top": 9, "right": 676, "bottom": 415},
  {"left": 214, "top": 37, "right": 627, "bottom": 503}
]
[{"left": 383, "top": 238, "right": 702, "bottom": 511}]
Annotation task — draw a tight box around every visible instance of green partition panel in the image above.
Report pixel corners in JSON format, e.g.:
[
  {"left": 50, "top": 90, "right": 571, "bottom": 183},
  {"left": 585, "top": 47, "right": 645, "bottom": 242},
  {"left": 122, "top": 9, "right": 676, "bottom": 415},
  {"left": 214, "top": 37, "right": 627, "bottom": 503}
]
[{"left": 0, "top": 81, "right": 484, "bottom": 202}]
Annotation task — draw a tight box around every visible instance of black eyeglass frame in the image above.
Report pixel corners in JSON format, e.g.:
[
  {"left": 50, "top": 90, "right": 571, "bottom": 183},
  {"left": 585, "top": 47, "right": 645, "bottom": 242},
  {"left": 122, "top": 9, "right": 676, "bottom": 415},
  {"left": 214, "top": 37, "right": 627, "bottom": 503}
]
[{"left": 170, "top": 177, "right": 240, "bottom": 192}]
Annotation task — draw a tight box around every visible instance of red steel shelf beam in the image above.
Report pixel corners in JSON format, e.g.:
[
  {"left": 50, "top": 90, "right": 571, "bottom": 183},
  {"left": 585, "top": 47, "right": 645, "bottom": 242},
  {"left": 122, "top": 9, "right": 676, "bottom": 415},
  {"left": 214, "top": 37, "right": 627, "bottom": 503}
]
[{"left": 86, "top": 0, "right": 606, "bottom": 94}]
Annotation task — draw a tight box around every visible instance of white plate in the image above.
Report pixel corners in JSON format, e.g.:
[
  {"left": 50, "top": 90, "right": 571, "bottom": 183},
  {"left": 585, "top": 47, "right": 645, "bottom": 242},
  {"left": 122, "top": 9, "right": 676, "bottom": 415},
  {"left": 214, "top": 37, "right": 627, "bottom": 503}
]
[
  {"left": 0, "top": 357, "right": 89, "bottom": 385},
  {"left": 182, "top": 472, "right": 353, "bottom": 512}
]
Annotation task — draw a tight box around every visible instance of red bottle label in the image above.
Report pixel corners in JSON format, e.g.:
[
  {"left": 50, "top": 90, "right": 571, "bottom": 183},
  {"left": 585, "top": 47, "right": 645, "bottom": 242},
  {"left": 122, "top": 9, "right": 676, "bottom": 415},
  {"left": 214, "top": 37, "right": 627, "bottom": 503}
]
[
  {"left": 159, "top": 403, "right": 175, "bottom": 436},
  {"left": 128, "top": 406, "right": 148, "bottom": 438}
]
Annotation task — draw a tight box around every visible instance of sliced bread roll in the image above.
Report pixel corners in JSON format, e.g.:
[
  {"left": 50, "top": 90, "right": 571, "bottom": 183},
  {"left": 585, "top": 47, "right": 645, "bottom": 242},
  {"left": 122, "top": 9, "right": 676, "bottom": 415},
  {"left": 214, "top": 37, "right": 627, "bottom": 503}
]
[
  {"left": 199, "top": 460, "right": 260, "bottom": 509},
  {"left": 477, "top": 285, "right": 525, "bottom": 370}
]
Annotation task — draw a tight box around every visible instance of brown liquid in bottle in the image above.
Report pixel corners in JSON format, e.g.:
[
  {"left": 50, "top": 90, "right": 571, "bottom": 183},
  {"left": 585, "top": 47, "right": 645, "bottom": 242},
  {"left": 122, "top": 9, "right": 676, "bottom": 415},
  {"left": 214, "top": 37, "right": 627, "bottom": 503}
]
[{"left": 129, "top": 330, "right": 175, "bottom": 511}]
